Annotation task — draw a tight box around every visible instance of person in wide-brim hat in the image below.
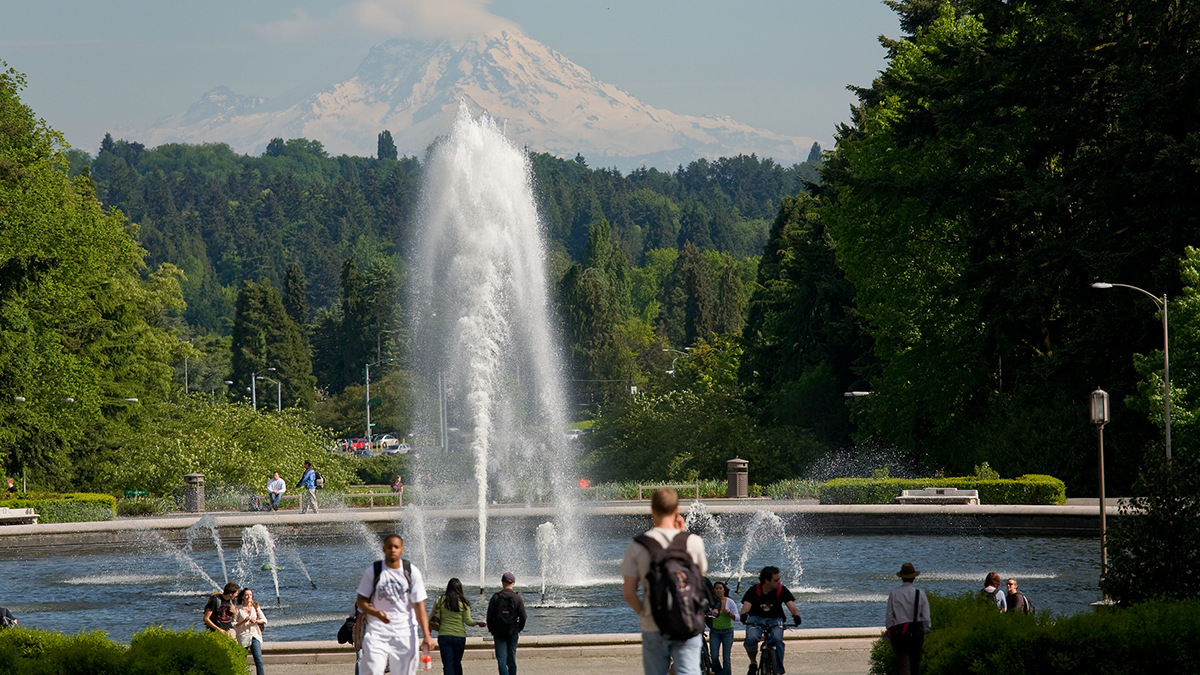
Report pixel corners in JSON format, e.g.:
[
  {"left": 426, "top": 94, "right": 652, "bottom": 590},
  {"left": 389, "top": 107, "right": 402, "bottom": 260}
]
[{"left": 896, "top": 562, "right": 920, "bottom": 580}]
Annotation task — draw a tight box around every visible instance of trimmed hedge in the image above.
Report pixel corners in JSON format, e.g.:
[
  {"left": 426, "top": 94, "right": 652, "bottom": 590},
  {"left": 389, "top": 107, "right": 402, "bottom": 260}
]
[
  {"left": 819, "top": 474, "right": 1066, "bottom": 505},
  {"left": 871, "top": 592, "right": 1200, "bottom": 675},
  {"left": 0, "top": 626, "right": 246, "bottom": 674},
  {"left": 0, "top": 492, "right": 117, "bottom": 523}
]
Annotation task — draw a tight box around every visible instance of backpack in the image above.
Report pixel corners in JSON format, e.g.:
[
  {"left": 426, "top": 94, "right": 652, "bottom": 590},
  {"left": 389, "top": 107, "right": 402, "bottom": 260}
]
[
  {"left": 633, "top": 532, "right": 710, "bottom": 640},
  {"left": 313, "top": 470, "right": 325, "bottom": 490},
  {"left": 0, "top": 608, "right": 15, "bottom": 628},
  {"left": 208, "top": 594, "right": 235, "bottom": 626},
  {"left": 494, "top": 592, "right": 521, "bottom": 630},
  {"left": 1013, "top": 591, "right": 1035, "bottom": 615}
]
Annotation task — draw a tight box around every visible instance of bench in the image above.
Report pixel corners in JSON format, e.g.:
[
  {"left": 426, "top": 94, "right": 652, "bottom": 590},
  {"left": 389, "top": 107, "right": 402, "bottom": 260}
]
[
  {"left": 240, "top": 491, "right": 402, "bottom": 511},
  {"left": 897, "top": 488, "right": 979, "bottom": 505},
  {"left": 0, "top": 506, "right": 39, "bottom": 525},
  {"left": 637, "top": 484, "right": 701, "bottom": 500}
]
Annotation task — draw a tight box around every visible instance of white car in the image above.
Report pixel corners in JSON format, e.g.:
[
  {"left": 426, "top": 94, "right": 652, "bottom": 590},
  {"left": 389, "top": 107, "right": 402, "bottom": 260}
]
[
  {"left": 384, "top": 442, "right": 412, "bottom": 455},
  {"left": 376, "top": 434, "right": 400, "bottom": 450}
]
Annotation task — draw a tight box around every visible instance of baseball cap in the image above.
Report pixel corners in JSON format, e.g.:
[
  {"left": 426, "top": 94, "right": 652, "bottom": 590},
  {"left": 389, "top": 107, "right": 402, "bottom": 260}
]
[{"left": 501, "top": 572, "right": 516, "bottom": 584}]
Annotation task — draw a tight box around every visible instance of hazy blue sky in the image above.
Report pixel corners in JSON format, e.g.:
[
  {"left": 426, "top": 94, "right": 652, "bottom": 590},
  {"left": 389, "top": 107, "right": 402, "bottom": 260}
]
[{"left": 1, "top": 0, "right": 900, "bottom": 156}]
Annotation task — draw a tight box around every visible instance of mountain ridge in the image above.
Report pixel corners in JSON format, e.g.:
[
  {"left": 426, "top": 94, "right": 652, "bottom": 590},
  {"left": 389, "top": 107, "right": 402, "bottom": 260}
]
[{"left": 127, "top": 29, "right": 819, "bottom": 171}]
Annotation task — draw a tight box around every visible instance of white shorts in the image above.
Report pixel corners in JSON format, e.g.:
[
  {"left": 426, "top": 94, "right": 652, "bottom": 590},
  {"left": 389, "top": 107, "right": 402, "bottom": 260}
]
[{"left": 360, "top": 626, "right": 419, "bottom": 675}]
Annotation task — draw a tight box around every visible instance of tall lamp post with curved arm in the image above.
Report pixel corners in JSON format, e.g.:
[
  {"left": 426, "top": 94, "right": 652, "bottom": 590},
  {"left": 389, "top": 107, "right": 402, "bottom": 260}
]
[
  {"left": 662, "top": 348, "right": 691, "bottom": 375},
  {"left": 1091, "top": 282, "right": 1171, "bottom": 460}
]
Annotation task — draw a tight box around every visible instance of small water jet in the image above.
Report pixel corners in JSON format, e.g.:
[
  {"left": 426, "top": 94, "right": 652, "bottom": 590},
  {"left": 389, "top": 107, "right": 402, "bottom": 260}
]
[
  {"left": 185, "top": 515, "right": 228, "bottom": 585},
  {"left": 732, "top": 510, "right": 805, "bottom": 592},
  {"left": 685, "top": 501, "right": 732, "bottom": 578},
  {"left": 240, "top": 524, "right": 282, "bottom": 604},
  {"left": 535, "top": 522, "right": 558, "bottom": 600},
  {"left": 134, "top": 528, "right": 221, "bottom": 592}
]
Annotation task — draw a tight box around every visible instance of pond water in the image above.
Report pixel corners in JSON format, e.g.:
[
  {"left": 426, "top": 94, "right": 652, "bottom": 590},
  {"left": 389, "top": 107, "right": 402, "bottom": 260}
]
[{"left": 0, "top": 514, "right": 1101, "bottom": 642}]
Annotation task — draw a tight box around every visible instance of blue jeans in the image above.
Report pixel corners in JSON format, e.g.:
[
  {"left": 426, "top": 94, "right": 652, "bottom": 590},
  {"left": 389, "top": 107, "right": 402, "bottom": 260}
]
[
  {"left": 744, "top": 617, "right": 785, "bottom": 674},
  {"left": 494, "top": 632, "right": 519, "bottom": 675},
  {"left": 269, "top": 492, "right": 282, "bottom": 509},
  {"left": 438, "top": 635, "right": 466, "bottom": 675},
  {"left": 248, "top": 638, "right": 264, "bottom": 675},
  {"left": 642, "top": 630, "right": 702, "bottom": 675},
  {"left": 709, "top": 627, "right": 734, "bottom": 675}
]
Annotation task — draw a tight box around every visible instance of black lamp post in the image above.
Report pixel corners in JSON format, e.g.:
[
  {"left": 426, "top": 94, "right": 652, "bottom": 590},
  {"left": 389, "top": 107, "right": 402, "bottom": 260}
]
[{"left": 1090, "top": 388, "right": 1110, "bottom": 577}]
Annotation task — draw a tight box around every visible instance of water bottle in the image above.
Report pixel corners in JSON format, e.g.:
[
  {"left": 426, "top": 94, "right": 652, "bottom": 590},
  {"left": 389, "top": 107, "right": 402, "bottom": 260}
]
[{"left": 420, "top": 648, "right": 432, "bottom": 671}]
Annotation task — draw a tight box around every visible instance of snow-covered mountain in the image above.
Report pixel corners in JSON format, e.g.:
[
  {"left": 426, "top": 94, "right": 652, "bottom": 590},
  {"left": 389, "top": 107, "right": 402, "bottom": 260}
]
[{"left": 129, "top": 29, "right": 818, "bottom": 171}]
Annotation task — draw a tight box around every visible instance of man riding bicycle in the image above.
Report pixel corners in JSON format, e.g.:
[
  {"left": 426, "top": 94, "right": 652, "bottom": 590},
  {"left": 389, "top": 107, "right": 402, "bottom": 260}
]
[{"left": 741, "top": 566, "right": 801, "bottom": 675}]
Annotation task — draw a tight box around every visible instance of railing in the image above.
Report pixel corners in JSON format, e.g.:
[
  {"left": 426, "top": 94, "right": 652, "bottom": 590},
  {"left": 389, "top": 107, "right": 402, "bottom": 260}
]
[
  {"left": 239, "top": 490, "right": 402, "bottom": 511},
  {"left": 579, "top": 486, "right": 601, "bottom": 501},
  {"left": 637, "top": 484, "right": 700, "bottom": 500}
]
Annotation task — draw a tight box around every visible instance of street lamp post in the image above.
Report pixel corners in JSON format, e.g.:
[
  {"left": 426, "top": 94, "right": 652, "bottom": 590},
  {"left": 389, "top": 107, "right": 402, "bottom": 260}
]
[
  {"left": 1091, "top": 282, "right": 1171, "bottom": 459},
  {"left": 366, "top": 359, "right": 393, "bottom": 445},
  {"left": 250, "top": 368, "right": 276, "bottom": 412},
  {"left": 256, "top": 375, "right": 282, "bottom": 412},
  {"left": 662, "top": 348, "right": 690, "bottom": 375},
  {"left": 1091, "top": 388, "right": 1110, "bottom": 578}
]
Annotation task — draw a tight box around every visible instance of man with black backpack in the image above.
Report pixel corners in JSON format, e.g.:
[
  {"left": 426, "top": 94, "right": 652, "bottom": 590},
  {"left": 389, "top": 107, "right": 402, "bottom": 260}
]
[
  {"left": 299, "top": 460, "right": 319, "bottom": 514},
  {"left": 1006, "top": 578, "right": 1034, "bottom": 614},
  {"left": 355, "top": 534, "right": 434, "bottom": 675},
  {"left": 620, "top": 487, "right": 710, "bottom": 675},
  {"left": 885, "top": 563, "right": 931, "bottom": 675},
  {"left": 486, "top": 572, "right": 527, "bottom": 675}
]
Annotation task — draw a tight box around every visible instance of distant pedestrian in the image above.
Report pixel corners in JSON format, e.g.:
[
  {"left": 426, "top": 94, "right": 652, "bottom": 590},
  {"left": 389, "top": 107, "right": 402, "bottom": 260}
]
[
  {"left": 0, "top": 605, "right": 16, "bottom": 628},
  {"left": 885, "top": 563, "right": 931, "bottom": 675},
  {"left": 982, "top": 572, "right": 1006, "bottom": 611},
  {"left": 434, "top": 577, "right": 486, "bottom": 675},
  {"left": 1005, "top": 579, "right": 1033, "bottom": 614},
  {"left": 5, "top": 477, "right": 14, "bottom": 495},
  {"left": 392, "top": 475, "right": 404, "bottom": 494},
  {"left": 707, "top": 581, "right": 739, "bottom": 675},
  {"left": 235, "top": 588, "right": 268, "bottom": 675},
  {"left": 299, "top": 461, "right": 318, "bottom": 514},
  {"left": 267, "top": 472, "right": 286, "bottom": 511},
  {"left": 487, "top": 572, "right": 527, "bottom": 675}
]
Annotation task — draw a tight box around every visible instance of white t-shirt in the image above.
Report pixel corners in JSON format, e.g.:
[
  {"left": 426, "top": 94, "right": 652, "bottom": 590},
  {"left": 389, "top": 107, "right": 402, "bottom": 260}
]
[
  {"left": 620, "top": 527, "right": 708, "bottom": 633},
  {"left": 356, "top": 561, "right": 428, "bottom": 637},
  {"left": 267, "top": 477, "right": 286, "bottom": 494}
]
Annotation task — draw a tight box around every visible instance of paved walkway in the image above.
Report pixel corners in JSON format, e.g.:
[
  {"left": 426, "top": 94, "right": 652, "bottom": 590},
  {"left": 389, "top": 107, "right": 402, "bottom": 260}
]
[{"left": 256, "top": 634, "right": 876, "bottom": 675}]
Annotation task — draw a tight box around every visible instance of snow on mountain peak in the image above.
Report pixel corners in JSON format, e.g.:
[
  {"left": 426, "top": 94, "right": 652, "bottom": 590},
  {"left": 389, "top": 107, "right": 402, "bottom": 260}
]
[{"left": 128, "top": 29, "right": 817, "bottom": 170}]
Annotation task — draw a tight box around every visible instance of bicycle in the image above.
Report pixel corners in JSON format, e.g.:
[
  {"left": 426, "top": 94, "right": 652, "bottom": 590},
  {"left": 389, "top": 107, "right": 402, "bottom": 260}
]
[
  {"left": 699, "top": 629, "right": 713, "bottom": 675},
  {"left": 752, "top": 624, "right": 788, "bottom": 675}
]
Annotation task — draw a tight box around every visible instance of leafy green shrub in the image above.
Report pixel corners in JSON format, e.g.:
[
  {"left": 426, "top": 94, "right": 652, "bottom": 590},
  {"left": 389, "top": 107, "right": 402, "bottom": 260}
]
[
  {"left": 819, "top": 475, "right": 1066, "bottom": 505},
  {"left": 117, "top": 497, "right": 175, "bottom": 517},
  {"left": 0, "top": 492, "right": 117, "bottom": 523},
  {"left": 764, "top": 479, "right": 821, "bottom": 499},
  {"left": 0, "top": 626, "right": 243, "bottom": 675},
  {"left": 354, "top": 453, "right": 412, "bottom": 486},
  {"left": 1103, "top": 453, "right": 1200, "bottom": 605},
  {"left": 871, "top": 592, "right": 1200, "bottom": 675},
  {"left": 126, "top": 626, "right": 246, "bottom": 675}
]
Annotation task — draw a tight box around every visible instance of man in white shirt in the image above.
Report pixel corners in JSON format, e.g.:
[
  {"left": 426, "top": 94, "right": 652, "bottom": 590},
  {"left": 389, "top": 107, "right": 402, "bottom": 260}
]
[
  {"left": 356, "top": 534, "right": 435, "bottom": 675},
  {"left": 621, "top": 487, "right": 708, "bottom": 675},
  {"left": 885, "top": 563, "right": 932, "bottom": 675},
  {"left": 266, "top": 472, "right": 286, "bottom": 511}
]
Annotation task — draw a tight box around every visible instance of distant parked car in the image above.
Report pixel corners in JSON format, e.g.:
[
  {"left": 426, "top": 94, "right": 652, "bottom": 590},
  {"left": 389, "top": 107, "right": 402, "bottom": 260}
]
[
  {"left": 376, "top": 434, "right": 400, "bottom": 450},
  {"left": 348, "top": 438, "right": 369, "bottom": 451},
  {"left": 384, "top": 442, "right": 411, "bottom": 455}
]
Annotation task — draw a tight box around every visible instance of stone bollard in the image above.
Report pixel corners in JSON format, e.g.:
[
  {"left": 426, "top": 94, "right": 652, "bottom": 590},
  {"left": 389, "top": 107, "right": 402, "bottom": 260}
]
[
  {"left": 726, "top": 458, "right": 749, "bottom": 499},
  {"left": 183, "top": 473, "right": 205, "bottom": 512}
]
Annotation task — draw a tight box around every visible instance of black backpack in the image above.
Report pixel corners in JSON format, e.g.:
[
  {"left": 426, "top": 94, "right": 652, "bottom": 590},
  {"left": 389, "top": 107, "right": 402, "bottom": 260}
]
[
  {"left": 314, "top": 470, "right": 326, "bottom": 490},
  {"left": 338, "top": 559, "right": 412, "bottom": 643},
  {"left": 634, "top": 532, "right": 710, "bottom": 640}
]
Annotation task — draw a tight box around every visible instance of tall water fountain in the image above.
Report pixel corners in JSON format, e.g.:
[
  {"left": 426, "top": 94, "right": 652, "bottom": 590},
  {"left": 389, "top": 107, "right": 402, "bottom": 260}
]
[{"left": 409, "top": 105, "right": 576, "bottom": 593}]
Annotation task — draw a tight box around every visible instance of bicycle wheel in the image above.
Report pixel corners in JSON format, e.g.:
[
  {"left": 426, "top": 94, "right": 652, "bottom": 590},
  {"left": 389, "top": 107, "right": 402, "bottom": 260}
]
[
  {"left": 758, "top": 644, "right": 778, "bottom": 675},
  {"left": 699, "top": 634, "right": 713, "bottom": 675}
]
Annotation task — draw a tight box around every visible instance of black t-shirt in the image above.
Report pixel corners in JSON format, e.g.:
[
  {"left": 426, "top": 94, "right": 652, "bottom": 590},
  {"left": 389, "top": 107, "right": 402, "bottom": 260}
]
[
  {"left": 205, "top": 594, "right": 235, "bottom": 630},
  {"left": 741, "top": 583, "right": 796, "bottom": 619}
]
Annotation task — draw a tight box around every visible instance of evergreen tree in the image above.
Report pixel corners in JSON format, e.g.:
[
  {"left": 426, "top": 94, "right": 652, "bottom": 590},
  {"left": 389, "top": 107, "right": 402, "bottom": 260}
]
[
  {"left": 659, "top": 242, "right": 715, "bottom": 349},
  {"left": 283, "top": 262, "right": 309, "bottom": 348},
  {"left": 229, "top": 280, "right": 314, "bottom": 410},
  {"left": 377, "top": 130, "right": 398, "bottom": 161}
]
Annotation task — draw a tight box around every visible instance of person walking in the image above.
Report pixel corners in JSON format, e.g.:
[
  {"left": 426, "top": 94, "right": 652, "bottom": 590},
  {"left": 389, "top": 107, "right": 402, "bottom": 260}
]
[
  {"left": 741, "top": 566, "right": 801, "bottom": 675},
  {"left": 982, "top": 572, "right": 1006, "bottom": 611},
  {"left": 204, "top": 582, "right": 240, "bottom": 638},
  {"left": 356, "top": 534, "right": 434, "bottom": 675},
  {"left": 708, "top": 581, "right": 739, "bottom": 675},
  {"left": 1006, "top": 579, "right": 1032, "bottom": 614},
  {"left": 235, "top": 588, "right": 269, "bottom": 675},
  {"left": 299, "top": 461, "right": 318, "bottom": 514},
  {"left": 267, "top": 472, "right": 286, "bottom": 511},
  {"left": 885, "top": 563, "right": 931, "bottom": 675},
  {"left": 433, "top": 578, "right": 486, "bottom": 675},
  {"left": 487, "top": 572, "right": 527, "bottom": 675},
  {"left": 620, "top": 486, "right": 709, "bottom": 675}
]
